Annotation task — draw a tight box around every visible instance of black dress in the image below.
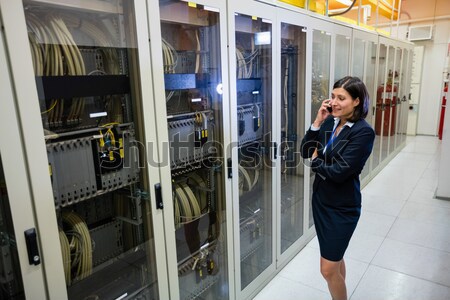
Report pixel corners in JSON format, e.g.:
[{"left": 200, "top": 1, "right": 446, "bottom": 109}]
[{"left": 301, "top": 116, "right": 375, "bottom": 261}]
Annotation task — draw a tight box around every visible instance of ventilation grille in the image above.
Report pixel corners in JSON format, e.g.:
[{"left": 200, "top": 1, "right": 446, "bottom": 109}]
[{"left": 408, "top": 25, "right": 433, "bottom": 41}]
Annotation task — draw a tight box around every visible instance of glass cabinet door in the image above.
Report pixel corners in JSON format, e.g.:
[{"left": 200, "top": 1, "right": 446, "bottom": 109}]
[
  {"left": 394, "top": 48, "right": 405, "bottom": 149},
  {"left": 334, "top": 34, "right": 350, "bottom": 82},
  {"left": 352, "top": 38, "right": 365, "bottom": 79},
  {"left": 279, "top": 22, "right": 307, "bottom": 254},
  {"left": 233, "top": 12, "right": 274, "bottom": 291},
  {"left": 310, "top": 29, "right": 331, "bottom": 227},
  {"left": 399, "top": 49, "right": 411, "bottom": 146},
  {"left": 374, "top": 43, "right": 388, "bottom": 170},
  {"left": 361, "top": 39, "right": 378, "bottom": 180},
  {"left": 22, "top": 1, "right": 160, "bottom": 298},
  {"left": 353, "top": 35, "right": 378, "bottom": 181},
  {"left": 381, "top": 46, "right": 396, "bottom": 162},
  {"left": 158, "top": 1, "right": 230, "bottom": 299},
  {"left": 0, "top": 157, "right": 25, "bottom": 299}
]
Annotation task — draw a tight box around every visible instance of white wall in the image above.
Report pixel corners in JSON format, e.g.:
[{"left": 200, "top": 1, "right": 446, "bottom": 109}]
[{"left": 385, "top": 19, "right": 450, "bottom": 135}]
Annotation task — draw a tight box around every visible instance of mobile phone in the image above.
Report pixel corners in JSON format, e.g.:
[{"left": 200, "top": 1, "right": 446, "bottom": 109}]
[{"left": 326, "top": 106, "right": 332, "bottom": 113}]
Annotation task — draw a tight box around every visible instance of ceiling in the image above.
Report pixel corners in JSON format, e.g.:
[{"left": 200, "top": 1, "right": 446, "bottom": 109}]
[{"left": 328, "top": 0, "right": 450, "bottom": 25}]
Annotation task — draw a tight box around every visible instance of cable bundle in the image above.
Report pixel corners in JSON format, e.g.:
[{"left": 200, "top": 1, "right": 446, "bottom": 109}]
[
  {"left": 26, "top": 12, "right": 86, "bottom": 126},
  {"left": 173, "top": 182, "right": 202, "bottom": 227},
  {"left": 58, "top": 228, "right": 71, "bottom": 285},
  {"left": 62, "top": 211, "right": 92, "bottom": 281},
  {"left": 236, "top": 39, "right": 258, "bottom": 79},
  {"left": 187, "top": 172, "right": 208, "bottom": 213},
  {"left": 238, "top": 164, "right": 260, "bottom": 196},
  {"left": 162, "top": 38, "right": 178, "bottom": 74}
]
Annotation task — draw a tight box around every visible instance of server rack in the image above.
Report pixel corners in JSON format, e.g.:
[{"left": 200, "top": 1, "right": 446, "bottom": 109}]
[
  {"left": 148, "top": 0, "right": 234, "bottom": 299},
  {"left": 274, "top": 7, "right": 313, "bottom": 270},
  {"left": 0, "top": 0, "right": 168, "bottom": 298},
  {"left": 0, "top": 1, "right": 415, "bottom": 299}
]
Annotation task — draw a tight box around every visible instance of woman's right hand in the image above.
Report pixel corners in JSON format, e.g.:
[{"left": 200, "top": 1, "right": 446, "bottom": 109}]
[{"left": 313, "top": 99, "right": 332, "bottom": 128}]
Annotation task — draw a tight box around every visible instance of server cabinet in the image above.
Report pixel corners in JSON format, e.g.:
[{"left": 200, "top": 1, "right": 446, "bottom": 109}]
[
  {"left": 334, "top": 33, "right": 351, "bottom": 83},
  {"left": 275, "top": 8, "right": 313, "bottom": 266},
  {"left": 351, "top": 29, "right": 378, "bottom": 182},
  {"left": 1, "top": 0, "right": 168, "bottom": 298},
  {"left": 398, "top": 48, "right": 413, "bottom": 146},
  {"left": 378, "top": 39, "right": 396, "bottom": 163},
  {"left": 373, "top": 41, "right": 388, "bottom": 171},
  {"left": 228, "top": 1, "right": 277, "bottom": 298},
  {"left": 148, "top": 0, "right": 233, "bottom": 299},
  {"left": 0, "top": 159, "right": 26, "bottom": 299},
  {"left": 307, "top": 18, "right": 352, "bottom": 228},
  {"left": 391, "top": 47, "right": 403, "bottom": 152},
  {"left": 0, "top": 24, "right": 48, "bottom": 298}
]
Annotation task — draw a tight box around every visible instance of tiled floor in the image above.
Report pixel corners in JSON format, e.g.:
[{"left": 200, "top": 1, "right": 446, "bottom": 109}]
[{"left": 254, "top": 135, "right": 450, "bottom": 300}]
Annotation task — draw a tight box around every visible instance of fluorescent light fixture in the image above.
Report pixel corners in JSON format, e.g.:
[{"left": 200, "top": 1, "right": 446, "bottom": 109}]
[
  {"left": 262, "top": 18, "right": 272, "bottom": 24},
  {"left": 191, "top": 97, "right": 202, "bottom": 102},
  {"left": 252, "top": 90, "right": 260, "bottom": 95},
  {"left": 204, "top": 5, "right": 219, "bottom": 13},
  {"left": 90, "top": 112, "right": 107, "bottom": 118},
  {"left": 336, "top": 0, "right": 353, "bottom": 5},
  {"left": 254, "top": 31, "right": 271, "bottom": 45}
]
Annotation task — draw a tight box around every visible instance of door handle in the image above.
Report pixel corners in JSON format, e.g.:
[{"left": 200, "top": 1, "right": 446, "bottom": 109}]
[
  {"left": 154, "top": 183, "right": 163, "bottom": 209},
  {"left": 24, "top": 228, "right": 40, "bottom": 266}
]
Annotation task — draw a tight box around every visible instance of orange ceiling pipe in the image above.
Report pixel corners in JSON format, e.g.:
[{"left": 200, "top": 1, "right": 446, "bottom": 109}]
[{"left": 328, "top": 0, "right": 400, "bottom": 20}]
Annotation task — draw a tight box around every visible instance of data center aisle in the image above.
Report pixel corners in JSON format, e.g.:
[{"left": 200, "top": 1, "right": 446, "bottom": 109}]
[{"left": 254, "top": 135, "right": 450, "bottom": 300}]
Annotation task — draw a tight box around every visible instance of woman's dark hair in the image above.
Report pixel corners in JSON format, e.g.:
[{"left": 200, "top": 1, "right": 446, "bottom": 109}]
[{"left": 333, "top": 76, "right": 370, "bottom": 122}]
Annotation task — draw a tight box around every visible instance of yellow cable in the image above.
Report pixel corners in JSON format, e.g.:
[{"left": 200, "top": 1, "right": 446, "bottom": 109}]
[
  {"left": 41, "top": 99, "right": 58, "bottom": 115},
  {"left": 59, "top": 228, "right": 71, "bottom": 285}
]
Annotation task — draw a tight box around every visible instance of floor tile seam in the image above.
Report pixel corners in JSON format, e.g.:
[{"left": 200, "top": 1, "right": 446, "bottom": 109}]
[
  {"left": 359, "top": 206, "right": 402, "bottom": 218},
  {"left": 369, "top": 263, "right": 450, "bottom": 288},
  {"left": 347, "top": 259, "right": 371, "bottom": 300},
  {"left": 272, "top": 274, "right": 328, "bottom": 295},
  {"left": 382, "top": 235, "right": 450, "bottom": 254},
  {"left": 394, "top": 212, "right": 450, "bottom": 228},
  {"left": 276, "top": 272, "right": 329, "bottom": 294},
  {"left": 407, "top": 199, "right": 450, "bottom": 209}
]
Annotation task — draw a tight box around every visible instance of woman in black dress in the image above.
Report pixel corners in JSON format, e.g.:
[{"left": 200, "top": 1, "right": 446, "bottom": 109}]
[{"left": 301, "top": 76, "right": 375, "bottom": 300}]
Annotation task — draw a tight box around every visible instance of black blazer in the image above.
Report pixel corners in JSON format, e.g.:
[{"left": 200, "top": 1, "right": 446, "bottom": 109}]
[{"left": 301, "top": 116, "right": 375, "bottom": 208}]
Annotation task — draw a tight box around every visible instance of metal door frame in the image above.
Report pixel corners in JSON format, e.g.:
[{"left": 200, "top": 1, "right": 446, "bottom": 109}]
[
  {"left": 147, "top": 0, "right": 234, "bottom": 299},
  {"left": 273, "top": 6, "right": 316, "bottom": 271},
  {"left": 227, "top": 0, "right": 277, "bottom": 298},
  {"left": 0, "top": 0, "right": 170, "bottom": 298}
]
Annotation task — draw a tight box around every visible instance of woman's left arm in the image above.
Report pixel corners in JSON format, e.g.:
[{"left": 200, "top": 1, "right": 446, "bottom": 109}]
[{"left": 310, "top": 126, "right": 375, "bottom": 183}]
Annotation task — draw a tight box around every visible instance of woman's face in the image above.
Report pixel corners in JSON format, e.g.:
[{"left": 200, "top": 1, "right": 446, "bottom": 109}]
[{"left": 330, "top": 87, "right": 359, "bottom": 121}]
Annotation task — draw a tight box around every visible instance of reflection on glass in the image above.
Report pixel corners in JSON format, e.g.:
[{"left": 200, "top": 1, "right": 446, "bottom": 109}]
[
  {"left": 361, "top": 40, "right": 377, "bottom": 180},
  {"left": 159, "top": 1, "right": 229, "bottom": 298},
  {"left": 390, "top": 48, "right": 402, "bottom": 152},
  {"left": 400, "top": 50, "right": 410, "bottom": 145},
  {"left": 352, "top": 39, "right": 365, "bottom": 79},
  {"left": 395, "top": 49, "right": 406, "bottom": 149},
  {"left": 374, "top": 44, "right": 387, "bottom": 170},
  {"left": 24, "top": 1, "right": 158, "bottom": 298},
  {"left": 235, "top": 13, "right": 273, "bottom": 290},
  {"left": 334, "top": 34, "right": 350, "bottom": 81},
  {"left": 0, "top": 157, "right": 25, "bottom": 299},
  {"left": 310, "top": 29, "right": 331, "bottom": 227},
  {"left": 280, "top": 23, "right": 306, "bottom": 254},
  {"left": 380, "top": 46, "right": 396, "bottom": 162}
]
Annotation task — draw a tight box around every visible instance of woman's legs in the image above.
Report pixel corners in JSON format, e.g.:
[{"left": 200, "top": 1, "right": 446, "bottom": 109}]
[
  {"left": 320, "top": 256, "right": 347, "bottom": 300},
  {"left": 340, "top": 258, "right": 346, "bottom": 279}
]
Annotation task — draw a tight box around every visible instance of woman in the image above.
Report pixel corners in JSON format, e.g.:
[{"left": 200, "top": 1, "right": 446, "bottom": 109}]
[{"left": 301, "top": 76, "right": 375, "bottom": 300}]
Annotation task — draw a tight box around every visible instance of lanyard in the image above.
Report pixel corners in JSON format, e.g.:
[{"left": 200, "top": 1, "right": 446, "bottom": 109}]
[{"left": 324, "top": 125, "right": 340, "bottom": 153}]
